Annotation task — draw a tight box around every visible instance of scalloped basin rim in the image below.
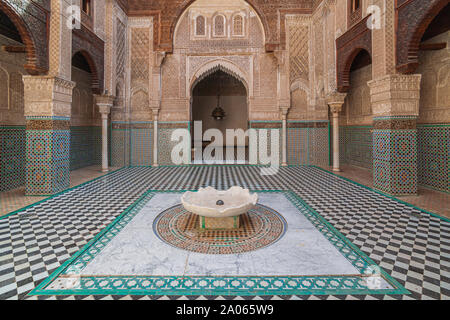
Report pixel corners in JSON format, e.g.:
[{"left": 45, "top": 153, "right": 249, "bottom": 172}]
[{"left": 181, "top": 187, "right": 258, "bottom": 218}]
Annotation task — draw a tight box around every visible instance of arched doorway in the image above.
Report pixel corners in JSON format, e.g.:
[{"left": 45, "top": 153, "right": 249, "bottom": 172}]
[
  {"left": 337, "top": 49, "right": 373, "bottom": 170},
  {"left": 70, "top": 52, "right": 101, "bottom": 171},
  {"left": 191, "top": 70, "right": 249, "bottom": 164}
]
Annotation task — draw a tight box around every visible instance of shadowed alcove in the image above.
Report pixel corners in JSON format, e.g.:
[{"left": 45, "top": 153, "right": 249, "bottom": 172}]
[{"left": 191, "top": 70, "right": 248, "bottom": 163}]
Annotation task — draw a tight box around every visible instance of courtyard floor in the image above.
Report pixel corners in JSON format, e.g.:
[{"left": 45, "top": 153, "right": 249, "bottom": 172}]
[{"left": 0, "top": 166, "right": 449, "bottom": 300}]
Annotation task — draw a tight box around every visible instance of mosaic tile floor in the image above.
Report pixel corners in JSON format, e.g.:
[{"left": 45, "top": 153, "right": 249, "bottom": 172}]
[
  {"left": 30, "top": 192, "right": 404, "bottom": 297},
  {"left": 0, "top": 166, "right": 120, "bottom": 217},
  {"left": 328, "top": 165, "right": 450, "bottom": 218},
  {"left": 0, "top": 166, "right": 449, "bottom": 300}
]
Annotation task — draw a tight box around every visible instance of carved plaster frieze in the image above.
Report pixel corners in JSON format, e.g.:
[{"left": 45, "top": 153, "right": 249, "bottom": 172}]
[
  {"left": 187, "top": 56, "right": 252, "bottom": 97},
  {"left": 23, "top": 76, "right": 75, "bottom": 118},
  {"left": 368, "top": 74, "right": 422, "bottom": 117}
]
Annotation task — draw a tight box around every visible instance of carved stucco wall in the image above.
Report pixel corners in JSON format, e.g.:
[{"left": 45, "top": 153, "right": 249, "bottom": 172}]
[
  {"left": 0, "top": 35, "right": 26, "bottom": 126},
  {"left": 309, "top": 2, "right": 337, "bottom": 120},
  {"left": 416, "top": 31, "right": 449, "bottom": 193},
  {"left": 122, "top": 0, "right": 348, "bottom": 123},
  {"left": 129, "top": 18, "right": 152, "bottom": 122},
  {"left": 286, "top": 15, "right": 311, "bottom": 121},
  {"left": 417, "top": 31, "right": 450, "bottom": 124},
  {"left": 70, "top": 67, "right": 95, "bottom": 127},
  {"left": 105, "top": 1, "right": 127, "bottom": 120},
  {"left": 158, "top": 0, "right": 278, "bottom": 122},
  {"left": 338, "top": 63, "right": 373, "bottom": 171},
  {"left": 342, "top": 64, "right": 373, "bottom": 126},
  {"left": 70, "top": 66, "right": 101, "bottom": 171},
  {"left": 0, "top": 34, "right": 27, "bottom": 192}
]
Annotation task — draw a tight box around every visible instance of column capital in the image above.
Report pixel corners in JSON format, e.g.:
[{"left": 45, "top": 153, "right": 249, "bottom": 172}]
[
  {"left": 23, "top": 76, "right": 75, "bottom": 118},
  {"left": 279, "top": 105, "right": 290, "bottom": 120},
  {"left": 368, "top": 74, "right": 422, "bottom": 117},
  {"left": 151, "top": 108, "right": 160, "bottom": 121},
  {"left": 326, "top": 92, "right": 347, "bottom": 114},
  {"left": 154, "top": 51, "right": 166, "bottom": 68},
  {"left": 273, "top": 50, "right": 287, "bottom": 67},
  {"left": 95, "top": 94, "right": 115, "bottom": 115},
  {"left": 95, "top": 94, "right": 115, "bottom": 107}
]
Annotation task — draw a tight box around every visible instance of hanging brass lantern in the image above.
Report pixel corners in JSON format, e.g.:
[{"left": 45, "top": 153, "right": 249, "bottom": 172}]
[
  {"left": 212, "top": 87, "right": 226, "bottom": 121},
  {"left": 212, "top": 97, "right": 226, "bottom": 120}
]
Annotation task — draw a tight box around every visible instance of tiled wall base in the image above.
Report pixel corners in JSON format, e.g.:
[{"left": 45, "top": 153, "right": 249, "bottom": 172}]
[
  {"left": 372, "top": 117, "right": 418, "bottom": 196},
  {"left": 110, "top": 121, "right": 327, "bottom": 167},
  {"left": 158, "top": 123, "right": 190, "bottom": 166},
  {"left": 338, "top": 126, "right": 373, "bottom": 170},
  {"left": 418, "top": 125, "right": 449, "bottom": 193},
  {"left": 0, "top": 127, "right": 26, "bottom": 192},
  {"left": 26, "top": 118, "right": 71, "bottom": 195},
  {"left": 111, "top": 125, "right": 130, "bottom": 167},
  {"left": 287, "top": 122, "right": 329, "bottom": 166},
  {"left": 70, "top": 126, "right": 102, "bottom": 171},
  {"left": 131, "top": 128, "right": 153, "bottom": 166},
  {"left": 246, "top": 128, "right": 282, "bottom": 165}
]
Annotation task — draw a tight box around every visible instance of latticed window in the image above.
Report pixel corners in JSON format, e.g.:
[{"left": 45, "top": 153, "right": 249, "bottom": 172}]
[
  {"left": 348, "top": 0, "right": 362, "bottom": 27},
  {"left": 196, "top": 15, "right": 206, "bottom": 36},
  {"left": 82, "top": 0, "right": 91, "bottom": 16},
  {"left": 214, "top": 15, "right": 226, "bottom": 36},
  {"left": 233, "top": 15, "right": 244, "bottom": 36},
  {"left": 351, "top": 0, "right": 361, "bottom": 12}
]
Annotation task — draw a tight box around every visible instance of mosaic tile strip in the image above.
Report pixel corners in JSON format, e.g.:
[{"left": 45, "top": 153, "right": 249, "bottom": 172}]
[
  {"left": 40, "top": 275, "right": 390, "bottom": 296},
  {"left": 29, "top": 190, "right": 406, "bottom": 296},
  {"left": 373, "top": 119, "right": 417, "bottom": 130},
  {"left": 27, "top": 120, "right": 71, "bottom": 131},
  {"left": 0, "top": 126, "right": 26, "bottom": 192}
]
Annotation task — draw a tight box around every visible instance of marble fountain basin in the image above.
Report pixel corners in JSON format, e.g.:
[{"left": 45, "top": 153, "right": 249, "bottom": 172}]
[{"left": 181, "top": 187, "right": 258, "bottom": 229}]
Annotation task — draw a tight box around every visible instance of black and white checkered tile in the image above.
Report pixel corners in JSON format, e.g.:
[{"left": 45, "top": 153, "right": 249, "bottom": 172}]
[{"left": 1, "top": 166, "right": 449, "bottom": 300}]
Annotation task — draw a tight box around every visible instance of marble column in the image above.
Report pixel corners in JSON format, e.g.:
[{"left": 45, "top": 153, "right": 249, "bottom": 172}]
[
  {"left": 368, "top": 74, "right": 422, "bottom": 196},
  {"left": 280, "top": 107, "right": 289, "bottom": 167},
  {"left": 152, "top": 109, "right": 159, "bottom": 167},
  {"left": 23, "top": 76, "right": 75, "bottom": 195},
  {"left": 326, "top": 93, "right": 347, "bottom": 172},
  {"left": 95, "top": 95, "right": 114, "bottom": 172},
  {"left": 150, "top": 52, "right": 165, "bottom": 167}
]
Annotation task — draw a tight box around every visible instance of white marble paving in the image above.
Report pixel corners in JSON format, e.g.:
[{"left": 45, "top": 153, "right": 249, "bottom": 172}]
[{"left": 81, "top": 193, "right": 361, "bottom": 277}]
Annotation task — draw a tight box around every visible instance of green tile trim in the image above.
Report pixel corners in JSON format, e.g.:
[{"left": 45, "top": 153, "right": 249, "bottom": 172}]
[
  {"left": 29, "top": 190, "right": 408, "bottom": 297},
  {"left": 312, "top": 165, "right": 450, "bottom": 223},
  {"left": 0, "top": 167, "right": 127, "bottom": 220},
  {"left": 417, "top": 124, "right": 450, "bottom": 128},
  {"left": 0, "top": 126, "right": 26, "bottom": 129}
]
